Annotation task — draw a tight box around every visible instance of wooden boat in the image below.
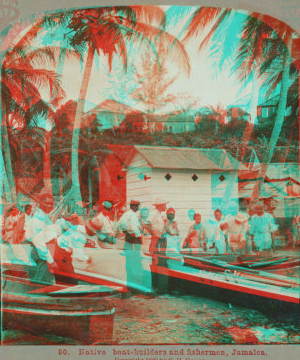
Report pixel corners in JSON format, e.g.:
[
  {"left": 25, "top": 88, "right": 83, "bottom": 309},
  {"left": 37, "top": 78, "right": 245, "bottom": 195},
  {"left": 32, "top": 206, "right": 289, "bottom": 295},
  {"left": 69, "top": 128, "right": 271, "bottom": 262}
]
[
  {"left": 1, "top": 269, "right": 123, "bottom": 344},
  {"left": 180, "top": 251, "right": 300, "bottom": 271},
  {"left": 146, "top": 250, "right": 300, "bottom": 314}
]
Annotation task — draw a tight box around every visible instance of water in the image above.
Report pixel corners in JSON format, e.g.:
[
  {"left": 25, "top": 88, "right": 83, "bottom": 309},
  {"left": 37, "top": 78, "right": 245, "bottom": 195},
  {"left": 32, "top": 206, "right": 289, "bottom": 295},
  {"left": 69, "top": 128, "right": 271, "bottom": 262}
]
[{"left": 2, "top": 293, "right": 300, "bottom": 345}]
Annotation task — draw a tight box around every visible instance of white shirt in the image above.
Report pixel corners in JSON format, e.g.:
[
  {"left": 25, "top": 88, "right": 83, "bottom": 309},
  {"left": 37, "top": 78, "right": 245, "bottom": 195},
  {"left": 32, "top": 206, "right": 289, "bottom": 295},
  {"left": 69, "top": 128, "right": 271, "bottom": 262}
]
[
  {"left": 147, "top": 209, "right": 165, "bottom": 238},
  {"left": 24, "top": 208, "right": 52, "bottom": 240},
  {"left": 90, "top": 212, "right": 115, "bottom": 238},
  {"left": 32, "top": 217, "right": 88, "bottom": 263},
  {"left": 118, "top": 209, "right": 142, "bottom": 238}
]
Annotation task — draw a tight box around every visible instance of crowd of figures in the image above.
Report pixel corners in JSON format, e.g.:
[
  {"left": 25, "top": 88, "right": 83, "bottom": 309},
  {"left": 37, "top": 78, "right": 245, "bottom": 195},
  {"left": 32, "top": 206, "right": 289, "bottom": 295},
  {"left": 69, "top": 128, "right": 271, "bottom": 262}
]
[{"left": 1, "top": 193, "right": 300, "bottom": 294}]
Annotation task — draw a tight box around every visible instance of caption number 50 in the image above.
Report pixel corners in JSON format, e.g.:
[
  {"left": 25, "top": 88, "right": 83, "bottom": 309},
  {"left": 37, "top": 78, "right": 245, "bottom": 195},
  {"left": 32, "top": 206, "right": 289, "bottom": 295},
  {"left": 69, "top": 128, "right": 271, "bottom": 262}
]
[{"left": 59, "top": 349, "right": 69, "bottom": 355}]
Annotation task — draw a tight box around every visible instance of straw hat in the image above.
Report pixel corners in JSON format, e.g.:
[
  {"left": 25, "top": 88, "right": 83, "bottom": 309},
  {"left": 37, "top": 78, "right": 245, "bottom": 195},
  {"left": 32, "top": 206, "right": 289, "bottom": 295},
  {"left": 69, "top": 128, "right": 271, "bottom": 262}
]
[
  {"left": 235, "top": 212, "right": 248, "bottom": 223},
  {"left": 253, "top": 204, "right": 264, "bottom": 212},
  {"left": 153, "top": 197, "right": 169, "bottom": 206}
]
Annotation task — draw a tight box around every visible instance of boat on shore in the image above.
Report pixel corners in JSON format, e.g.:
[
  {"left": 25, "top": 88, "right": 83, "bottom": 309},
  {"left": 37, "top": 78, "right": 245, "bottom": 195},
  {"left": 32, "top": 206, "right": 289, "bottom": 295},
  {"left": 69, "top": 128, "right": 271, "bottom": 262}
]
[
  {"left": 149, "top": 249, "right": 300, "bottom": 315},
  {"left": 1, "top": 269, "right": 123, "bottom": 344}
]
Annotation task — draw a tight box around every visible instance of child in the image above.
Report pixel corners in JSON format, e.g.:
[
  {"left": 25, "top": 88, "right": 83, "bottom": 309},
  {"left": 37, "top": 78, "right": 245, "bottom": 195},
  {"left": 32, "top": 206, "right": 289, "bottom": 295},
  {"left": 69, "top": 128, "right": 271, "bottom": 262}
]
[
  {"left": 164, "top": 208, "right": 180, "bottom": 252},
  {"left": 182, "top": 213, "right": 204, "bottom": 252}
]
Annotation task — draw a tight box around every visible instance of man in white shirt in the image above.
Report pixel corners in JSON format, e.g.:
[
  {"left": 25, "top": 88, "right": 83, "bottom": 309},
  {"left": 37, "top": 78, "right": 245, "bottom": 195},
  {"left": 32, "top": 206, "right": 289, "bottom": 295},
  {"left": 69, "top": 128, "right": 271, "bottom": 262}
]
[
  {"left": 32, "top": 201, "right": 92, "bottom": 285},
  {"left": 118, "top": 199, "right": 143, "bottom": 244},
  {"left": 144, "top": 197, "right": 169, "bottom": 294},
  {"left": 86, "top": 200, "right": 115, "bottom": 245},
  {"left": 20, "top": 194, "right": 55, "bottom": 283},
  {"left": 117, "top": 199, "right": 144, "bottom": 292}
]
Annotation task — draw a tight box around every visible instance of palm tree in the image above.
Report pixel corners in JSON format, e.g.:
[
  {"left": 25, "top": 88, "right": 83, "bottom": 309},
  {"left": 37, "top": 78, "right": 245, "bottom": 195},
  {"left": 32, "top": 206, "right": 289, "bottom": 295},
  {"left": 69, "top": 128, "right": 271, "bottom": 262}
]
[
  {"left": 67, "top": 6, "right": 190, "bottom": 206},
  {"left": 1, "top": 45, "right": 62, "bottom": 202},
  {"left": 177, "top": 8, "right": 297, "bottom": 205}
]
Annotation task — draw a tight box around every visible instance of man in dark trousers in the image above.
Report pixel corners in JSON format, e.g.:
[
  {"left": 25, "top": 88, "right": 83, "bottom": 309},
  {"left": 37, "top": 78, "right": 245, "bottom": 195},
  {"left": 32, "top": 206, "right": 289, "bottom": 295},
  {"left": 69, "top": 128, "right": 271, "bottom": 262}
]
[
  {"left": 144, "top": 197, "right": 169, "bottom": 295},
  {"left": 118, "top": 199, "right": 144, "bottom": 292}
]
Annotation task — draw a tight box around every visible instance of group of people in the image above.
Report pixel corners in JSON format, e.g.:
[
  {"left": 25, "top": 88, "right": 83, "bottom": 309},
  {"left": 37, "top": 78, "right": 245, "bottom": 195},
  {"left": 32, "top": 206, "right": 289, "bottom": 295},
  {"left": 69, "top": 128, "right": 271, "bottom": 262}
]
[
  {"left": 136, "top": 200, "right": 279, "bottom": 256},
  {"left": 1, "top": 192, "right": 297, "bottom": 294}
]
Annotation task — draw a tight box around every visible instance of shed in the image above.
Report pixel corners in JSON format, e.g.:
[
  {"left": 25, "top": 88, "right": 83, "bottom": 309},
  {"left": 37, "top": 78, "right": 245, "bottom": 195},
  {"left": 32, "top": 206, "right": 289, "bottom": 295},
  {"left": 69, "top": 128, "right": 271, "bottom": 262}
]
[
  {"left": 238, "top": 163, "right": 300, "bottom": 220},
  {"left": 106, "top": 145, "right": 242, "bottom": 235}
]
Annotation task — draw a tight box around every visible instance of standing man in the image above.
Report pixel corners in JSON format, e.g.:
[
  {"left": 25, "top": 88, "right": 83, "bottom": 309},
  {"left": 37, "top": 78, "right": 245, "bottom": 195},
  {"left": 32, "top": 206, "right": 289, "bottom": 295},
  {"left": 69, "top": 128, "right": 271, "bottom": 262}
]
[
  {"left": 249, "top": 204, "right": 278, "bottom": 254},
  {"left": 213, "top": 209, "right": 226, "bottom": 254},
  {"left": 221, "top": 202, "right": 248, "bottom": 254},
  {"left": 144, "top": 197, "right": 169, "bottom": 294},
  {"left": 118, "top": 199, "right": 144, "bottom": 292}
]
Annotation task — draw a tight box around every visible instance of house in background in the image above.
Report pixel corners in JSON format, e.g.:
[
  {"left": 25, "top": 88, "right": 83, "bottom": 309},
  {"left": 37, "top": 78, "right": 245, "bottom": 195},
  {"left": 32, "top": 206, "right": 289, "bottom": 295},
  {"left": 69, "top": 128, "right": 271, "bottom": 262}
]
[
  {"left": 84, "top": 99, "right": 142, "bottom": 131},
  {"left": 238, "top": 163, "right": 300, "bottom": 233},
  {"left": 257, "top": 95, "right": 280, "bottom": 121},
  {"left": 104, "top": 145, "right": 242, "bottom": 235},
  {"left": 227, "top": 94, "right": 252, "bottom": 122}
]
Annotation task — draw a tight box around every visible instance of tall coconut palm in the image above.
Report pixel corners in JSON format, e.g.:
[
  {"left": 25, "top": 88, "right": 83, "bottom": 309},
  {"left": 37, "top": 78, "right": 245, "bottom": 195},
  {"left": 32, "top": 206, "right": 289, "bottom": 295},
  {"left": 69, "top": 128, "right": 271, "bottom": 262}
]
[
  {"left": 254, "top": 30, "right": 294, "bottom": 196},
  {"left": 1, "top": 45, "right": 62, "bottom": 202},
  {"left": 67, "top": 6, "right": 190, "bottom": 206},
  {"left": 178, "top": 8, "right": 296, "bottom": 205}
]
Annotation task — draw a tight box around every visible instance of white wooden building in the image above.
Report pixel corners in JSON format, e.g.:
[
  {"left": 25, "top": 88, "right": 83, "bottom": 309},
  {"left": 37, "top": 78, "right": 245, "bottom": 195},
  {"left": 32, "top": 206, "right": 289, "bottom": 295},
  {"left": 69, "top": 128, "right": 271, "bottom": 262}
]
[{"left": 107, "top": 145, "right": 242, "bottom": 235}]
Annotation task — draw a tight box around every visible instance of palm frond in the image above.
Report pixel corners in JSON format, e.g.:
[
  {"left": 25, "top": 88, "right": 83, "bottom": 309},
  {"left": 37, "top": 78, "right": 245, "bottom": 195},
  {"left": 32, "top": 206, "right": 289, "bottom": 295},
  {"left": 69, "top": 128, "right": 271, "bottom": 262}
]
[{"left": 181, "top": 6, "right": 222, "bottom": 43}]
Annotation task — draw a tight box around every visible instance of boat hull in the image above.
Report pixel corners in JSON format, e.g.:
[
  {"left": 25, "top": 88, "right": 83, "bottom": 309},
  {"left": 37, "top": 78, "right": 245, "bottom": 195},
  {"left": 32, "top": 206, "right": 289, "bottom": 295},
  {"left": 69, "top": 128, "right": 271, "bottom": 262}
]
[
  {"left": 1, "top": 273, "right": 120, "bottom": 344},
  {"left": 2, "top": 305, "right": 114, "bottom": 344}
]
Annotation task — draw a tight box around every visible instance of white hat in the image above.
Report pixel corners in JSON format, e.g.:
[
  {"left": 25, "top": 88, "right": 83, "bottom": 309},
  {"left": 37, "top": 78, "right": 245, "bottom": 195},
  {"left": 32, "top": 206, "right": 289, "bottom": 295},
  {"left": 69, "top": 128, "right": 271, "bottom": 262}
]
[
  {"left": 153, "top": 197, "right": 169, "bottom": 206},
  {"left": 235, "top": 212, "right": 248, "bottom": 223}
]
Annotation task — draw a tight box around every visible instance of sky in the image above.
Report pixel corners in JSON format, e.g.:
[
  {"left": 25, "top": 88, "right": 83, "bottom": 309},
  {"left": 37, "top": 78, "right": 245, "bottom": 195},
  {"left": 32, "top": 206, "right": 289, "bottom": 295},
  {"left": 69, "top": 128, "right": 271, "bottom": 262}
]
[
  {"left": 10, "top": 5, "right": 280, "bottom": 118},
  {"left": 58, "top": 6, "right": 251, "bottom": 114}
]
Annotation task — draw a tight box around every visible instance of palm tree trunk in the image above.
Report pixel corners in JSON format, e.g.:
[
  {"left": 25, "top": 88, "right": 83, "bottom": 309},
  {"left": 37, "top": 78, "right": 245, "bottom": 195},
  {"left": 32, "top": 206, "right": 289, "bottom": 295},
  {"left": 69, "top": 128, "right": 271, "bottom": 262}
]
[
  {"left": 2, "top": 118, "right": 16, "bottom": 201},
  {"left": 42, "top": 48, "right": 67, "bottom": 199},
  {"left": 256, "top": 33, "right": 292, "bottom": 195},
  {"left": 221, "top": 22, "right": 263, "bottom": 207},
  {"left": 71, "top": 45, "right": 95, "bottom": 206},
  {"left": 88, "top": 165, "right": 92, "bottom": 212},
  {"left": 249, "top": 64, "right": 260, "bottom": 125}
]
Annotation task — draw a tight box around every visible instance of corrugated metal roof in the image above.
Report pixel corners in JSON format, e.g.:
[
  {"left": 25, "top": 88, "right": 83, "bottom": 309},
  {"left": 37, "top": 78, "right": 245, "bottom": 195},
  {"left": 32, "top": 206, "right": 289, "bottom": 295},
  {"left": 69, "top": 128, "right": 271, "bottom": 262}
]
[
  {"left": 239, "top": 163, "right": 300, "bottom": 182},
  {"left": 134, "top": 146, "right": 242, "bottom": 170},
  {"left": 239, "top": 180, "right": 289, "bottom": 198},
  {"left": 258, "top": 94, "right": 280, "bottom": 107}
]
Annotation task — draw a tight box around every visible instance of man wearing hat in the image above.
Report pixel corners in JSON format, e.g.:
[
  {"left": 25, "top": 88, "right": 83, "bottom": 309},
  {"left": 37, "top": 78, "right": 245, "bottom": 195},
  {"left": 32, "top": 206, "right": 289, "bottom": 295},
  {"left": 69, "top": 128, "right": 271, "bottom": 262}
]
[
  {"left": 249, "top": 203, "right": 278, "bottom": 253},
  {"left": 118, "top": 199, "right": 143, "bottom": 244},
  {"left": 221, "top": 202, "right": 248, "bottom": 254},
  {"left": 144, "top": 197, "right": 169, "bottom": 294},
  {"left": 85, "top": 199, "right": 115, "bottom": 245},
  {"left": 117, "top": 199, "right": 144, "bottom": 292}
]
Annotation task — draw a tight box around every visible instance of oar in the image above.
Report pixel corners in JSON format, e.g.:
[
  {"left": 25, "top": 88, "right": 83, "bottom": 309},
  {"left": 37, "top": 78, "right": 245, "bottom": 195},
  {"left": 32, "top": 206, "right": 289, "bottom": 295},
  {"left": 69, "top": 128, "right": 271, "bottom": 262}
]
[
  {"left": 212, "top": 260, "right": 299, "bottom": 287},
  {"left": 182, "top": 255, "right": 299, "bottom": 286}
]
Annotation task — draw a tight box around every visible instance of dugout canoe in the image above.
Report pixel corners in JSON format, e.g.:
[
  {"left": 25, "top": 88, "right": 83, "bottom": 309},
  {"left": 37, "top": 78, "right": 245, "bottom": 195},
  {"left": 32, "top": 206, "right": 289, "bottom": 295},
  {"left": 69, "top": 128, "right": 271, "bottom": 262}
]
[{"left": 1, "top": 270, "right": 122, "bottom": 344}]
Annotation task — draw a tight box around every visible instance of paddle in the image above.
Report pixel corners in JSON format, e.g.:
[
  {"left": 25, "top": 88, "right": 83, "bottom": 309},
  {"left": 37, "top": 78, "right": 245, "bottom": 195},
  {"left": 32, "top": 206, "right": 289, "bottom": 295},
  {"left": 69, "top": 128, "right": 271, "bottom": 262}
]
[{"left": 210, "top": 259, "right": 299, "bottom": 287}]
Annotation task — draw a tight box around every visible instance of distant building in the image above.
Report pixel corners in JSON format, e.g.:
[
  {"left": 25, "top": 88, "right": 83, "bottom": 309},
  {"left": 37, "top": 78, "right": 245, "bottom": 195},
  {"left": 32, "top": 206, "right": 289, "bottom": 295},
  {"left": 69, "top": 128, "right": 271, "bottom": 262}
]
[
  {"left": 257, "top": 95, "right": 280, "bottom": 121},
  {"left": 238, "top": 162, "right": 300, "bottom": 222},
  {"left": 227, "top": 94, "right": 252, "bottom": 122}
]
